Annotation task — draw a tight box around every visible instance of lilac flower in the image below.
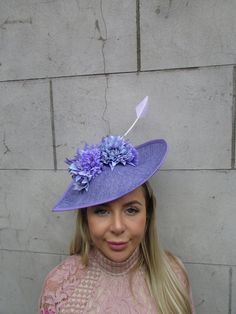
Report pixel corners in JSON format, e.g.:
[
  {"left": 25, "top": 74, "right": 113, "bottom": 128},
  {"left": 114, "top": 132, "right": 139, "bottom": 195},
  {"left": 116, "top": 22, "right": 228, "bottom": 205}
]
[
  {"left": 66, "top": 136, "right": 138, "bottom": 192},
  {"left": 99, "top": 135, "right": 138, "bottom": 170},
  {"left": 65, "top": 145, "right": 102, "bottom": 191},
  {"left": 78, "top": 145, "right": 102, "bottom": 176}
]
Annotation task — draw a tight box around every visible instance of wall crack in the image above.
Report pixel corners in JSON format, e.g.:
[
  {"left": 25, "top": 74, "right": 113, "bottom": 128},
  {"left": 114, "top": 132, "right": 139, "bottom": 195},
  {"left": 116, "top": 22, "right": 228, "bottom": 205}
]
[
  {"left": 49, "top": 80, "right": 57, "bottom": 170},
  {"left": 0, "top": 17, "right": 32, "bottom": 30},
  {"left": 3, "top": 132, "right": 11, "bottom": 155},
  {"left": 136, "top": 0, "right": 141, "bottom": 71},
  {"left": 94, "top": 0, "right": 107, "bottom": 73},
  {"left": 102, "top": 76, "right": 111, "bottom": 134},
  {"left": 232, "top": 66, "right": 236, "bottom": 168}
]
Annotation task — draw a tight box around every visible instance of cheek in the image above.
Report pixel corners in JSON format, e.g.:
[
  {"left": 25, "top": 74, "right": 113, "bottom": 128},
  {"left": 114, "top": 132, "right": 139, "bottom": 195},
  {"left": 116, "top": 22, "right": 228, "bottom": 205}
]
[
  {"left": 131, "top": 214, "right": 147, "bottom": 239},
  {"left": 87, "top": 216, "right": 106, "bottom": 241},
  {"left": 139, "top": 216, "right": 147, "bottom": 237}
]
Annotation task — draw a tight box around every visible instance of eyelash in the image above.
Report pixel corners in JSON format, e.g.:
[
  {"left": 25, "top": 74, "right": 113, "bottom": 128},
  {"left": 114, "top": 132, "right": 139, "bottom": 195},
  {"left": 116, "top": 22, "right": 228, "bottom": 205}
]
[
  {"left": 94, "top": 208, "right": 109, "bottom": 216},
  {"left": 125, "top": 207, "right": 140, "bottom": 215},
  {"left": 93, "top": 207, "right": 140, "bottom": 216}
]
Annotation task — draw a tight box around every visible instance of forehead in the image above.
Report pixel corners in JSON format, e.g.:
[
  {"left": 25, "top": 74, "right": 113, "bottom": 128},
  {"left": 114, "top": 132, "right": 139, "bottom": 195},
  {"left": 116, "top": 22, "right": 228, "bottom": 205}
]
[{"left": 99, "top": 186, "right": 146, "bottom": 207}]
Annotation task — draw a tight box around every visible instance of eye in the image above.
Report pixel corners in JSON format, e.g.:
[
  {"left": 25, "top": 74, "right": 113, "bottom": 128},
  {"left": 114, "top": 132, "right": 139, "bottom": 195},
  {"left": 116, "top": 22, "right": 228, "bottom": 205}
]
[
  {"left": 125, "top": 207, "right": 140, "bottom": 215},
  {"left": 94, "top": 208, "right": 110, "bottom": 216}
]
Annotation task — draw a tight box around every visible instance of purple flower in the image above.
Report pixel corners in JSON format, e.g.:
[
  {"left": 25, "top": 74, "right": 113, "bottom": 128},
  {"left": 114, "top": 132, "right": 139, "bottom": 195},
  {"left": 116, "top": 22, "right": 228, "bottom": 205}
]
[
  {"left": 99, "top": 135, "right": 138, "bottom": 170},
  {"left": 66, "top": 136, "right": 138, "bottom": 192},
  {"left": 66, "top": 145, "right": 102, "bottom": 191}
]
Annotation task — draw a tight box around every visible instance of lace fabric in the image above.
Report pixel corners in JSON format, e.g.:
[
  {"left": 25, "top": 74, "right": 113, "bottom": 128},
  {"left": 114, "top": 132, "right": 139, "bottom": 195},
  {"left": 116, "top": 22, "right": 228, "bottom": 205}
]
[
  {"left": 92, "top": 247, "right": 140, "bottom": 275},
  {"left": 39, "top": 255, "right": 86, "bottom": 314},
  {"left": 39, "top": 250, "right": 194, "bottom": 314}
]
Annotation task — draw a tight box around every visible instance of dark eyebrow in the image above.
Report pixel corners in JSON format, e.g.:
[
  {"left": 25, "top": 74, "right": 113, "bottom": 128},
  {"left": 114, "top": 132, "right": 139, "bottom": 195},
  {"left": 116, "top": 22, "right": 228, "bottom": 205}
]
[
  {"left": 97, "top": 200, "right": 144, "bottom": 208},
  {"left": 122, "top": 200, "right": 144, "bottom": 207}
]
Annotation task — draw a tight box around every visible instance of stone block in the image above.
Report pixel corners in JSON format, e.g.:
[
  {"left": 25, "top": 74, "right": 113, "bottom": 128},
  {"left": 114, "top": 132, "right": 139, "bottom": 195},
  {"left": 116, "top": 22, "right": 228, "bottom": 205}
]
[
  {"left": 232, "top": 267, "right": 236, "bottom": 314},
  {"left": 52, "top": 76, "right": 111, "bottom": 169},
  {"left": 53, "top": 66, "right": 232, "bottom": 169},
  {"left": 185, "top": 263, "right": 229, "bottom": 314},
  {"left": 0, "top": 0, "right": 136, "bottom": 80},
  {"left": 0, "top": 250, "right": 60, "bottom": 314},
  {"left": 151, "top": 170, "right": 236, "bottom": 265},
  {"left": 0, "top": 80, "right": 53, "bottom": 169},
  {"left": 109, "top": 68, "right": 233, "bottom": 169},
  {"left": 141, "top": 0, "right": 236, "bottom": 70},
  {"left": 0, "top": 170, "right": 75, "bottom": 254}
]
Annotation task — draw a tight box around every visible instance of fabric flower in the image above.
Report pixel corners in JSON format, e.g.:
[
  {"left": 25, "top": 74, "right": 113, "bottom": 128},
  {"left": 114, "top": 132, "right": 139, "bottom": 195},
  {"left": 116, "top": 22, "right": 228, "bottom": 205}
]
[
  {"left": 65, "top": 136, "right": 138, "bottom": 191},
  {"left": 99, "top": 135, "right": 138, "bottom": 170},
  {"left": 65, "top": 145, "right": 102, "bottom": 191}
]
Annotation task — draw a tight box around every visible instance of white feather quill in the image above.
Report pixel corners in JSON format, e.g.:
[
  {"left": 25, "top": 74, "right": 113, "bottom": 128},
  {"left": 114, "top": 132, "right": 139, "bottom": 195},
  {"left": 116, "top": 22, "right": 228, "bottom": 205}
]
[{"left": 123, "top": 96, "right": 149, "bottom": 137}]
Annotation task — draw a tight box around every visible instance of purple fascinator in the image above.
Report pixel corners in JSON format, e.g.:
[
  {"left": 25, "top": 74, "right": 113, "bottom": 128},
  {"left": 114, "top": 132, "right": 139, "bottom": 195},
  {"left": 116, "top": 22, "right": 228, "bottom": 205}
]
[{"left": 52, "top": 96, "right": 168, "bottom": 212}]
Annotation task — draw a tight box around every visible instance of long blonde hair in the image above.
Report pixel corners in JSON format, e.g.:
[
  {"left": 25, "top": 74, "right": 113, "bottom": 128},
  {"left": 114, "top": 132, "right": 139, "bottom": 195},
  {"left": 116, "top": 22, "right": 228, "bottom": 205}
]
[{"left": 70, "top": 182, "right": 192, "bottom": 313}]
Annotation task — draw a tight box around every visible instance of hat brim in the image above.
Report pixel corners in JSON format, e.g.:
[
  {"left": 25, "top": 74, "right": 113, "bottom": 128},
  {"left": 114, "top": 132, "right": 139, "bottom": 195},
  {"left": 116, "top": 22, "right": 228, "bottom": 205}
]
[{"left": 52, "top": 139, "right": 167, "bottom": 212}]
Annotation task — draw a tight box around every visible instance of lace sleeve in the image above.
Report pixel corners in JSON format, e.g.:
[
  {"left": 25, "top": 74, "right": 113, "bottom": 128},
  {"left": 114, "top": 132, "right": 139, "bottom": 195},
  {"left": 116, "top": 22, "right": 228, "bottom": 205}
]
[{"left": 39, "top": 255, "right": 85, "bottom": 314}]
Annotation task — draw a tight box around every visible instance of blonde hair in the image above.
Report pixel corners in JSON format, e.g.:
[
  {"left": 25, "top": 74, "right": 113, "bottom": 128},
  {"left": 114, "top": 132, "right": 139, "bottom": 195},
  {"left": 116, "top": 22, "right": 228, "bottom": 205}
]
[{"left": 70, "top": 182, "right": 192, "bottom": 314}]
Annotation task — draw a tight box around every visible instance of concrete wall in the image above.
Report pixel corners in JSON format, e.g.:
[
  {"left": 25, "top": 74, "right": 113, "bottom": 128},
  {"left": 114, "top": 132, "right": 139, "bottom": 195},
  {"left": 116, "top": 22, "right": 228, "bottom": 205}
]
[{"left": 0, "top": 1, "right": 235, "bottom": 313}]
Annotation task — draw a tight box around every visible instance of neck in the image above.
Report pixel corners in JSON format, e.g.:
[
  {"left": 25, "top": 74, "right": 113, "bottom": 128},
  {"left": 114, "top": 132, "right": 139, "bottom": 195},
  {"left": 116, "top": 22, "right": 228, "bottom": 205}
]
[{"left": 91, "top": 247, "right": 141, "bottom": 275}]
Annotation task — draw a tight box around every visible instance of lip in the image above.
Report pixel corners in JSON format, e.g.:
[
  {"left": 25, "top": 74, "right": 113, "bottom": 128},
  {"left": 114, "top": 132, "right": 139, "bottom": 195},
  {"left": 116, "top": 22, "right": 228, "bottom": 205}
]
[{"left": 107, "top": 241, "right": 128, "bottom": 251}]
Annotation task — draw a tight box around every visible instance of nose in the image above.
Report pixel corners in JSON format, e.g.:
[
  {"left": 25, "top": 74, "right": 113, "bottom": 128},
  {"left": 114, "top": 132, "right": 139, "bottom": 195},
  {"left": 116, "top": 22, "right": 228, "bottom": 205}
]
[{"left": 110, "top": 211, "right": 125, "bottom": 234}]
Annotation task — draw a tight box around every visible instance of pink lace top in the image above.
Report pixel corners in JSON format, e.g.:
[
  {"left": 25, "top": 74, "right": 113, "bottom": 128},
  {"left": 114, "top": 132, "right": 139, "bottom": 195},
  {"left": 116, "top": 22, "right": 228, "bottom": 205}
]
[{"left": 39, "top": 249, "right": 194, "bottom": 314}]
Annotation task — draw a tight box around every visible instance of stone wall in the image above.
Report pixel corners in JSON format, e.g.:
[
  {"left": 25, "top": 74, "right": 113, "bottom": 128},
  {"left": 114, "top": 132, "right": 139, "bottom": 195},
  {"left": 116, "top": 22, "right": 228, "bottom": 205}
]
[{"left": 0, "top": 1, "right": 235, "bottom": 313}]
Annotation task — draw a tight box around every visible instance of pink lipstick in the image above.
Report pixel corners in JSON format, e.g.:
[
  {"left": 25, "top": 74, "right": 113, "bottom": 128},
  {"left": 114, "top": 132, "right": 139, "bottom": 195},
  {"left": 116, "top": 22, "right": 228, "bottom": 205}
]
[{"left": 107, "top": 241, "right": 128, "bottom": 251}]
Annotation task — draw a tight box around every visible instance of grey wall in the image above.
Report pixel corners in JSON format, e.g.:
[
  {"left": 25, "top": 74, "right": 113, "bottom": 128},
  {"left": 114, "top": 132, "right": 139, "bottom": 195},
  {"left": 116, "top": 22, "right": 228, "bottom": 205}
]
[{"left": 0, "top": 1, "right": 235, "bottom": 313}]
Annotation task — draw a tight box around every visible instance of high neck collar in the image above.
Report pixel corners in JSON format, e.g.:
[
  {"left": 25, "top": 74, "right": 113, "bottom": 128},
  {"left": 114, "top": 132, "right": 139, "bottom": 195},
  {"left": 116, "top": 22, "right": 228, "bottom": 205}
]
[{"left": 91, "top": 247, "right": 140, "bottom": 275}]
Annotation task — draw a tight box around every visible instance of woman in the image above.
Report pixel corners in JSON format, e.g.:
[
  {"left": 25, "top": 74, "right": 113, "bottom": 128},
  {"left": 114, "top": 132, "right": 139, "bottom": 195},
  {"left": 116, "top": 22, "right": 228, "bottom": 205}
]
[{"left": 39, "top": 135, "right": 195, "bottom": 313}]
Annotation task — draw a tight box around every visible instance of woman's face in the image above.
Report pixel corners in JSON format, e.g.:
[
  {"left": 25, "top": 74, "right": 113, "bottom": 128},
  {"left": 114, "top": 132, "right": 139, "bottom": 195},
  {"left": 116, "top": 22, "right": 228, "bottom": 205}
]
[{"left": 87, "top": 186, "right": 147, "bottom": 262}]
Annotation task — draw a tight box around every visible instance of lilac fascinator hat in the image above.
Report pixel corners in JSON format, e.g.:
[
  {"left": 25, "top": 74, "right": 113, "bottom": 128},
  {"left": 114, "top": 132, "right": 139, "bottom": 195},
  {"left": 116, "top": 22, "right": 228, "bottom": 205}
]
[{"left": 53, "top": 97, "right": 167, "bottom": 212}]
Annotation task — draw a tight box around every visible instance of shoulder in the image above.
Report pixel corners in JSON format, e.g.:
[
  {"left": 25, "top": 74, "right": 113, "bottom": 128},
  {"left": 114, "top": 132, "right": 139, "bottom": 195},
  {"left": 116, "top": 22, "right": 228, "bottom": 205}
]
[
  {"left": 164, "top": 251, "right": 190, "bottom": 290},
  {"left": 44, "top": 254, "right": 84, "bottom": 286},
  {"left": 53, "top": 254, "right": 84, "bottom": 275},
  {"left": 39, "top": 255, "right": 85, "bottom": 313}
]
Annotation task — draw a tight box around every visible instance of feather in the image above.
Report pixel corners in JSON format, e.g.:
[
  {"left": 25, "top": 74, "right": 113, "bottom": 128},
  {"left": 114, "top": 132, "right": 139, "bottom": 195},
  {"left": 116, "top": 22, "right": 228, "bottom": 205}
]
[
  {"left": 123, "top": 96, "right": 149, "bottom": 137},
  {"left": 136, "top": 96, "right": 149, "bottom": 118}
]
